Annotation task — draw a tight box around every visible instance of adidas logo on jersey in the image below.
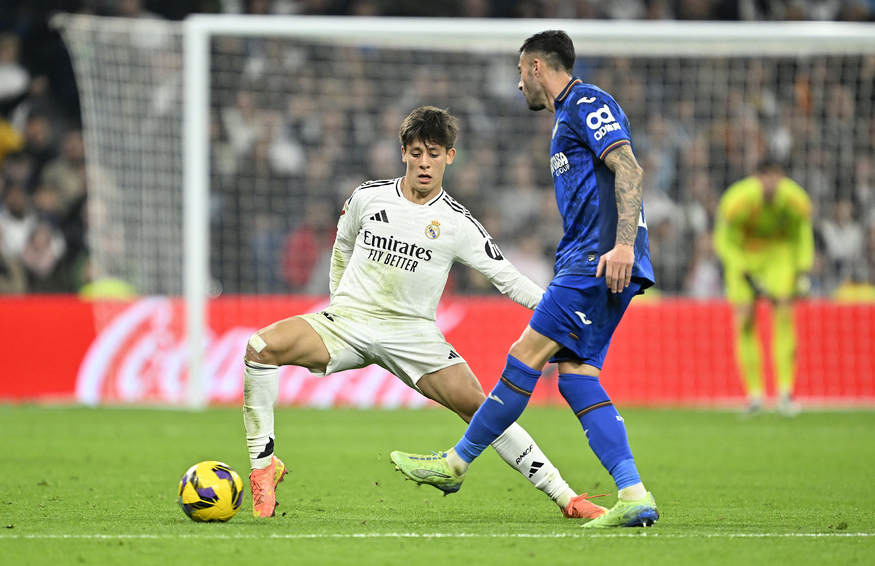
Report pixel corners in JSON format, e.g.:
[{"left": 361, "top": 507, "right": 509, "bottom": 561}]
[
  {"left": 448, "top": 350, "right": 460, "bottom": 360},
  {"left": 369, "top": 210, "right": 389, "bottom": 223}
]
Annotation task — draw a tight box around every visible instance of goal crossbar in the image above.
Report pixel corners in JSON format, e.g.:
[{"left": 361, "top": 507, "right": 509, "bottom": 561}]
[{"left": 182, "top": 15, "right": 875, "bottom": 56}]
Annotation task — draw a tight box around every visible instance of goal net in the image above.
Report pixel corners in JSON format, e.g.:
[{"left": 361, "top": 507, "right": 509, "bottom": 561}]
[{"left": 56, "top": 15, "right": 875, "bottom": 407}]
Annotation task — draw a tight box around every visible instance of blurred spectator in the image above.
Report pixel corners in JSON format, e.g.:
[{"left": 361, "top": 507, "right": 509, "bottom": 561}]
[
  {"left": 460, "top": 0, "right": 492, "bottom": 17},
  {"left": 0, "top": 32, "right": 29, "bottom": 115},
  {"left": 819, "top": 198, "right": 866, "bottom": 290},
  {"left": 865, "top": 220, "right": 875, "bottom": 283},
  {"left": 785, "top": 0, "right": 844, "bottom": 20},
  {"left": 0, "top": 117, "right": 24, "bottom": 163},
  {"left": 222, "top": 90, "right": 271, "bottom": 159},
  {"left": 841, "top": 0, "right": 874, "bottom": 20},
  {"left": 0, "top": 223, "right": 26, "bottom": 294},
  {"left": 637, "top": 114, "right": 683, "bottom": 199},
  {"left": 0, "top": 151, "right": 34, "bottom": 189},
  {"left": 19, "top": 221, "right": 67, "bottom": 292},
  {"left": 0, "top": 181, "right": 37, "bottom": 259},
  {"left": 21, "top": 113, "right": 57, "bottom": 186},
  {"left": 40, "top": 129, "right": 86, "bottom": 218},
  {"left": 649, "top": 217, "right": 689, "bottom": 294},
  {"left": 364, "top": 106, "right": 406, "bottom": 180},
  {"left": 501, "top": 229, "right": 553, "bottom": 290},
  {"left": 684, "top": 231, "right": 723, "bottom": 298},
  {"left": 248, "top": 211, "right": 286, "bottom": 293},
  {"left": 497, "top": 153, "right": 549, "bottom": 234},
  {"left": 8, "top": 75, "right": 67, "bottom": 135},
  {"left": 268, "top": 112, "right": 307, "bottom": 176},
  {"left": 853, "top": 155, "right": 875, "bottom": 218},
  {"left": 31, "top": 182, "right": 63, "bottom": 225},
  {"left": 116, "top": 0, "right": 165, "bottom": 18},
  {"left": 602, "top": 0, "right": 649, "bottom": 20},
  {"left": 282, "top": 198, "right": 337, "bottom": 293},
  {"left": 533, "top": 189, "right": 564, "bottom": 263}
]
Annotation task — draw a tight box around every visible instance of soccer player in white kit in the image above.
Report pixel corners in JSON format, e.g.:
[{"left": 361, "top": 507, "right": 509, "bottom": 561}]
[{"left": 242, "top": 106, "right": 607, "bottom": 520}]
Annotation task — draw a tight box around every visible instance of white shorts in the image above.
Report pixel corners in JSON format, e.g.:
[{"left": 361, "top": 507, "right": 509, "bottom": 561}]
[{"left": 298, "top": 307, "right": 467, "bottom": 390}]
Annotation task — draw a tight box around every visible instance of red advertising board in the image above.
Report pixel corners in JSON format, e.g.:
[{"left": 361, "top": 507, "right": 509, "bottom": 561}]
[
  {"left": 0, "top": 296, "right": 97, "bottom": 401},
  {"left": 1, "top": 296, "right": 873, "bottom": 406}
]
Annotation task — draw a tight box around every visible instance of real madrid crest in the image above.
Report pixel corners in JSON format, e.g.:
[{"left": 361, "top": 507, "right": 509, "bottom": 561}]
[{"left": 425, "top": 220, "right": 441, "bottom": 239}]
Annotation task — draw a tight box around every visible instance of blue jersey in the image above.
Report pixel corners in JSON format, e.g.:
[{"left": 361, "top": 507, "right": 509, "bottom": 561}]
[{"left": 549, "top": 78, "right": 654, "bottom": 289}]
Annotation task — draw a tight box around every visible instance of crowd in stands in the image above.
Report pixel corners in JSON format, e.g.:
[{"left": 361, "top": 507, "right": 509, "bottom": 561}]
[{"left": 1, "top": 0, "right": 874, "bottom": 299}]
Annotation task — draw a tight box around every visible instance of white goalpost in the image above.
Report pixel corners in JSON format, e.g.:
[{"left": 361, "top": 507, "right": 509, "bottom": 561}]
[{"left": 55, "top": 14, "right": 875, "bottom": 408}]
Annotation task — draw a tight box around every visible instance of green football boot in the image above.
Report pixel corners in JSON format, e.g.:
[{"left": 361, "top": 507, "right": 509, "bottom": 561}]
[
  {"left": 582, "top": 492, "right": 659, "bottom": 528},
  {"left": 390, "top": 450, "right": 466, "bottom": 495}
]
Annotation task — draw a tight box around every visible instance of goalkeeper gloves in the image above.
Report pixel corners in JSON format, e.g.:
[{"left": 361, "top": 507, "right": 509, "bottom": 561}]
[
  {"left": 743, "top": 272, "right": 768, "bottom": 299},
  {"left": 795, "top": 272, "right": 811, "bottom": 298}
]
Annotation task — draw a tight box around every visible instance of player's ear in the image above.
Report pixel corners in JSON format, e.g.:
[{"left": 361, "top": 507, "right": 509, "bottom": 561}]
[
  {"left": 400, "top": 145, "right": 407, "bottom": 163},
  {"left": 446, "top": 147, "right": 456, "bottom": 165}
]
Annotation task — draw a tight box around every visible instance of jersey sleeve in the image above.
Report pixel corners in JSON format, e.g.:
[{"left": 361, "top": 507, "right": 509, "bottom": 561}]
[
  {"left": 785, "top": 180, "right": 815, "bottom": 273},
  {"left": 569, "top": 89, "right": 632, "bottom": 161},
  {"left": 454, "top": 213, "right": 544, "bottom": 310},
  {"left": 713, "top": 183, "right": 750, "bottom": 273},
  {"left": 329, "top": 185, "right": 364, "bottom": 299}
]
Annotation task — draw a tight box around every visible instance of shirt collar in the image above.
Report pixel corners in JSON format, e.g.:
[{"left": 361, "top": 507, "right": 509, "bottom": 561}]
[{"left": 555, "top": 77, "right": 583, "bottom": 106}]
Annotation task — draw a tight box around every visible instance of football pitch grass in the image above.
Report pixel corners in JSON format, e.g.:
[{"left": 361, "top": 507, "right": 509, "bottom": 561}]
[{"left": 1, "top": 405, "right": 873, "bottom": 565}]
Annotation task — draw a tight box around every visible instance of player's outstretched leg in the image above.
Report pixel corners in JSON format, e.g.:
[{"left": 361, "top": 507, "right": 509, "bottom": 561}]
[
  {"left": 390, "top": 450, "right": 466, "bottom": 495},
  {"left": 249, "top": 455, "right": 288, "bottom": 517},
  {"left": 391, "top": 355, "right": 542, "bottom": 494},
  {"left": 491, "top": 422, "right": 607, "bottom": 519},
  {"left": 582, "top": 492, "right": 659, "bottom": 529}
]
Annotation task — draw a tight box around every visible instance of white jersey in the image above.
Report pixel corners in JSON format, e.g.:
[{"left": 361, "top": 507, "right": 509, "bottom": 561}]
[{"left": 329, "top": 178, "right": 544, "bottom": 321}]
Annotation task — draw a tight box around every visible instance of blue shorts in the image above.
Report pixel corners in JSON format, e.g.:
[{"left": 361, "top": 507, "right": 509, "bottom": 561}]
[{"left": 529, "top": 274, "right": 641, "bottom": 369}]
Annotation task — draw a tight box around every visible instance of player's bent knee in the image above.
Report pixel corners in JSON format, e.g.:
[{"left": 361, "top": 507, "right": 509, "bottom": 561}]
[{"left": 245, "top": 331, "right": 278, "bottom": 366}]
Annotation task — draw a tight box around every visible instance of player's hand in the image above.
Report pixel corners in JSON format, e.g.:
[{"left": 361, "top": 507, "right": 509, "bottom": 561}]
[
  {"left": 596, "top": 244, "right": 634, "bottom": 293},
  {"left": 795, "top": 272, "right": 811, "bottom": 298},
  {"left": 742, "top": 272, "right": 767, "bottom": 298}
]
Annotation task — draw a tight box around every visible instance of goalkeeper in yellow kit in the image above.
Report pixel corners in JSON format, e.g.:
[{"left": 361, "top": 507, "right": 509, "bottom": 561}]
[{"left": 714, "top": 159, "right": 814, "bottom": 416}]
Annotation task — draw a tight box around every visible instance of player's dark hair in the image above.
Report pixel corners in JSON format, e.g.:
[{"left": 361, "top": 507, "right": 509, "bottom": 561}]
[
  {"left": 519, "top": 30, "right": 575, "bottom": 74},
  {"left": 399, "top": 106, "right": 459, "bottom": 150},
  {"left": 755, "top": 157, "right": 785, "bottom": 174}
]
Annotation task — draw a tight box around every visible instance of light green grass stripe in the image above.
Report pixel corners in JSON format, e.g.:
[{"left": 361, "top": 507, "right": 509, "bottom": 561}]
[{"left": 3, "top": 532, "right": 873, "bottom": 539}]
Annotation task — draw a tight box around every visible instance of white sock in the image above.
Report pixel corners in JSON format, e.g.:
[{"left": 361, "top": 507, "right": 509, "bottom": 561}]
[
  {"left": 618, "top": 482, "right": 647, "bottom": 502},
  {"left": 491, "top": 422, "right": 577, "bottom": 509},
  {"left": 445, "top": 448, "right": 469, "bottom": 476},
  {"left": 243, "top": 359, "right": 279, "bottom": 470}
]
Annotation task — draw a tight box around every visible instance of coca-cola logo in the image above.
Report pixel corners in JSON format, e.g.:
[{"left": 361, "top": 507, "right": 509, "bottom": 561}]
[{"left": 76, "top": 297, "right": 467, "bottom": 407}]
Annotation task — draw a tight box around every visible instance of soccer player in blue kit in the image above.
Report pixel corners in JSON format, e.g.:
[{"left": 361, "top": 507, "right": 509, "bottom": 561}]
[{"left": 391, "top": 30, "right": 659, "bottom": 528}]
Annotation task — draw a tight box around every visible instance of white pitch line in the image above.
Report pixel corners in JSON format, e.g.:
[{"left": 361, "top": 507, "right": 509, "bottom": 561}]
[{"left": 1, "top": 532, "right": 873, "bottom": 540}]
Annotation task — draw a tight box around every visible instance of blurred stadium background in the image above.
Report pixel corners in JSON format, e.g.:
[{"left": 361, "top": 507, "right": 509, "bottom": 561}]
[{"left": 0, "top": 1, "right": 873, "bottom": 409}]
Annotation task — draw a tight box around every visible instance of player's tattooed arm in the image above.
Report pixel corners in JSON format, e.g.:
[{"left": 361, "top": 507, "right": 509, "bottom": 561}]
[{"left": 604, "top": 144, "right": 644, "bottom": 247}]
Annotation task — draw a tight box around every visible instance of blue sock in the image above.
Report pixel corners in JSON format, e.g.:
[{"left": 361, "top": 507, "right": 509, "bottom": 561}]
[
  {"left": 454, "top": 355, "right": 541, "bottom": 463},
  {"left": 557, "top": 373, "right": 641, "bottom": 490}
]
